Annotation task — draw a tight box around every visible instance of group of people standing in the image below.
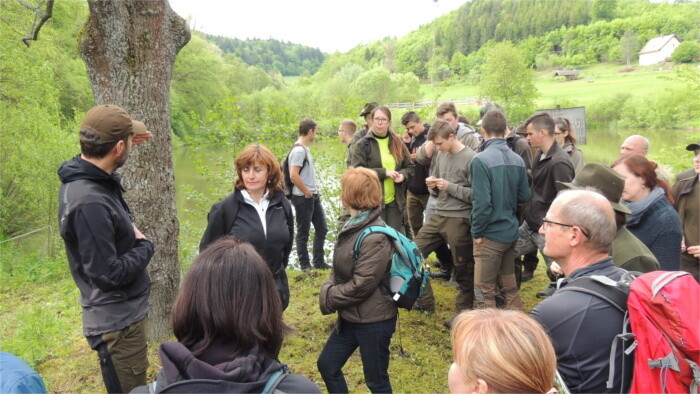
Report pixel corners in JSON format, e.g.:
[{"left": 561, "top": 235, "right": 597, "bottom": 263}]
[{"left": 54, "top": 102, "right": 699, "bottom": 393}]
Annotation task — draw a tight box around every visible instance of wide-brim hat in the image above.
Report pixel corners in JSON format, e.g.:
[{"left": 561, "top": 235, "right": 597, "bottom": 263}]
[
  {"left": 558, "top": 162, "right": 632, "bottom": 214},
  {"left": 359, "top": 102, "right": 379, "bottom": 117},
  {"left": 80, "top": 104, "right": 148, "bottom": 145}
]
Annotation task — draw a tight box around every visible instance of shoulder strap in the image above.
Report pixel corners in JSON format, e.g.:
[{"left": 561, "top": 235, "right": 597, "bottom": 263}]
[
  {"left": 223, "top": 192, "right": 240, "bottom": 234},
  {"left": 352, "top": 225, "right": 415, "bottom": 273},
  {"left": 290, "top": 143, "right": 307, "bottom": 170},
  {"left": 261, "top": 365, "right": 289, "bottom": 394},
  {"left": 558, "top": 275, "right": 629, "bottom": 313},
  {"left": 352, "top": 225, "right": 398, "bottom": 259}
]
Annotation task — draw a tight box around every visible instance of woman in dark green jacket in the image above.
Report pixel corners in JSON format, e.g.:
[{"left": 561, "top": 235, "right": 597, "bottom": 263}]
[{"left": 350, "top": 106, "right": 414, "bottom": 233}]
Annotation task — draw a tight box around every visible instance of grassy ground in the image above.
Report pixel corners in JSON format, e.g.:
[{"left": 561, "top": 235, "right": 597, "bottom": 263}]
[
  {"left": 0, "top": 242, "right": 551, "bottom": 393},
  {"left": 420, "top": 62, "right": 682, "bottom": 110}
]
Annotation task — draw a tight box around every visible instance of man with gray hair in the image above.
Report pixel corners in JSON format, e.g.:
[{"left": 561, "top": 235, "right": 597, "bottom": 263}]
[
  {"left": 531, "top": 189, "right": 631, "bottom": 393},
  {"left": 558, "top": 163, "right": 659, "bottom": 273}
]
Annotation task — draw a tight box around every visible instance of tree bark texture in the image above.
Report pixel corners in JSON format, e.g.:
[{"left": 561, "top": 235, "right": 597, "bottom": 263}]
[{"left": 79, "top": 0, "right": 190, "bottom": 342}]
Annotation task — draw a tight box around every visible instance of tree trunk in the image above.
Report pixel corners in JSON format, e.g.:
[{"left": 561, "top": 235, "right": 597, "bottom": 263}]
[{"left": 79, "top": 0, "right": 190, "bottom": 342}]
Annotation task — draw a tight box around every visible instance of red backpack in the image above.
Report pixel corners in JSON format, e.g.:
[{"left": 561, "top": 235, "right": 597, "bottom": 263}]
[{"left": 563, "top": 271, "right": 700, "bottom": 393}]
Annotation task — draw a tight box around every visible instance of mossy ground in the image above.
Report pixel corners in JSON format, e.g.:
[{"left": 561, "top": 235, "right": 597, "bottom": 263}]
[{"left": 1, "top": 247, "right": 550, "bottom": 393}]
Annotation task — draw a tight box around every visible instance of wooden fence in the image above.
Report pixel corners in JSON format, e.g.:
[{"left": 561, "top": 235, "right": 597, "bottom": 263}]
[{"left": 386, "top": 97, "right": 487, "bottom": 110}]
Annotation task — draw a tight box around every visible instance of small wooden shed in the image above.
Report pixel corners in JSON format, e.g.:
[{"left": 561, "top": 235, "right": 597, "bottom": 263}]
[{"left": 554, "top": 70, "right": 581, "bottom": 81}]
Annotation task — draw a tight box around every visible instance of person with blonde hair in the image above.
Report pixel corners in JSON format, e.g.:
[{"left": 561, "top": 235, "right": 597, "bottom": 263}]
[
  {"left": 449, "top": 308, "right": 557, "bottom": 393},
  {"left": 200, "top": 143, "right": 294, "bottom": 309},
  {"left": 318, "top": 167, "right": 397, "bottom": 393}
]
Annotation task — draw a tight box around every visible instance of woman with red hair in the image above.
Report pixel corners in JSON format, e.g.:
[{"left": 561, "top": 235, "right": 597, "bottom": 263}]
[
  {"left": 200, "top": 144, "right": 294, "bottom": 309},
  {"left": 612, "top": 155, "right": 682, "bottom": 270}
]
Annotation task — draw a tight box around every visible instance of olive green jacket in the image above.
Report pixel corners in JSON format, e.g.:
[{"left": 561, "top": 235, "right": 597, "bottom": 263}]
[{"left": 611, "top": 226, "right": 659, "bottom": 273}]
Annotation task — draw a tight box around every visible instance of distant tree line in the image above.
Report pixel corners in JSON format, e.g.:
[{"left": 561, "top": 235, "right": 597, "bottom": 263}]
[{"left": 204, "top": 34, "right": 326, "bottom": 76}]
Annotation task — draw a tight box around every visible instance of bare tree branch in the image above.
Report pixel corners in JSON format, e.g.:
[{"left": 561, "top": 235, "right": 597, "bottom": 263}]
[{"left": 17, "top": 0, "right": 54, "bottom": 47}]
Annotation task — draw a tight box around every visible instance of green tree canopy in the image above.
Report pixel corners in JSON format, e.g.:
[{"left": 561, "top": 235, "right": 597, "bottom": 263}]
[{"left": 477, "top": 41, "right": 538, "bottom": 120}]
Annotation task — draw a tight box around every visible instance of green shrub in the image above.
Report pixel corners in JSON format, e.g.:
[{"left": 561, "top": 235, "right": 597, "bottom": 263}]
[{"left": 672, "top": 41, "right": 700, "bottom": 63}]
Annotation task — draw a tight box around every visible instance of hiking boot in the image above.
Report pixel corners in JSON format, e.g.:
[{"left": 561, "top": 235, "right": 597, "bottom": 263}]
[
  {"left": 521, "top": 269, "right": 535, "bottom": 283},
  {"left": 411, "top": 305, "right": 435, "bottom": 314},
  {"left": 313, "top": 263, "right": 332, "bottom": 270},
  {"left": 536, "top": 283, "right": 557, "bottom": 298},
  {"left": 429, "top": 270, "right": 451, "bottom": 280}
]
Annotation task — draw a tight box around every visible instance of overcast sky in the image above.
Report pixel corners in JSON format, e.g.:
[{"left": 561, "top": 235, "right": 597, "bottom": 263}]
[{"left": 168, "top": 0, "right": 467, "bottom": 53}]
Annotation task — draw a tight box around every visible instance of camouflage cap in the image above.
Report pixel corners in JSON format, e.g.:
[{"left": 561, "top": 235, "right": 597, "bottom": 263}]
[{"left": 359, "top": 102, "right": 379, "bottom": 117}]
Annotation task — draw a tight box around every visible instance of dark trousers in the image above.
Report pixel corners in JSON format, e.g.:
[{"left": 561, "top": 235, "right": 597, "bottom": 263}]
[
  {"left": 416, "top": 214, "right": 475, "bottom": 311},
  {"left": 85, "top": 318, "right": 148, "bottom": 394},
  {"left": 406, "top": 191, "right": 429, "bottom": 237},
  {"left": 381, "top": 200, "right": 404, "bottom": 234},
  {"left": 317, "top": 317, "right": 396, "bottom": 394},
  {"left": 291, "top": 194, "right": 328, "bottom": 269}
]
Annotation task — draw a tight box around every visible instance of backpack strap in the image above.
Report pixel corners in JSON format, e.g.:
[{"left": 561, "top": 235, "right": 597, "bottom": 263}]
[
  {"left": 558, "top": 275, "right": 629, "bottom": 313},
  {"left": 223, "top": 192, "right": 240, "bottom": 235},
  {"left": 558, "top": 275, "right": 634, "bottom": 391},
  {"left": 291, "top": 142, "right": 308, "bottom": 171},
  {"left": 351, "top": 225, "right": 401, "bottom": 294},
  {"left": 261, "top": 365, "right": 289, "bottom": 394},
  {"left": 353, "top": 225, "right": 406, "bottom": 265}
]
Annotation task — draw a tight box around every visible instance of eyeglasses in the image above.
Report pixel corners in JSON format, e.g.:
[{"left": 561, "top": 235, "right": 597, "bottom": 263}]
[
  {"left": 373, "top": 118, "right": 389, "bottom": 123},
  {"left": 541, "top": 218, "right": 589, "bottom": 238}
]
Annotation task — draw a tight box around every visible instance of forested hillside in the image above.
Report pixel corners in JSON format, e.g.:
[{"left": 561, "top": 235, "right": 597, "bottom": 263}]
[
  {"left": 204, "top": 35, "right": 326, "bottom": 76},
  {"left": 324, "top": 0, "right": 699, "bottom": 79}
]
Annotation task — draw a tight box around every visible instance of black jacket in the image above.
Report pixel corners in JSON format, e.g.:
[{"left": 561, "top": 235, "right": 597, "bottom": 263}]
[
  {"left": 406, "top": 125, "right": 431, "bottom": 195},
  {"left": 58, "top": 155, "right": 153, "bottom": 336},
  {"left": 523, "top": 142, "right": 574, "bottom": 231},
  {"left": 200, "top": 189, "right": 294, "bottom": 309},
  {"left": 138, "top": 341, "right": 319, "bottom": 393},
  {"left": 531, "top": 258, "right": 630, "bottom": 393}
]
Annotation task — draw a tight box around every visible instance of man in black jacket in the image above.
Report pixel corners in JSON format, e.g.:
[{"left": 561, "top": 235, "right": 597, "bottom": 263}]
[
  {"left": 58, "top": 105, "right": 154, "bottom": 393},
  {"left": 531, "top": 190, "right": 630, "bottom": 393},
  {"left": 514, "top": 113, "right": 574, "bottom": 293}
]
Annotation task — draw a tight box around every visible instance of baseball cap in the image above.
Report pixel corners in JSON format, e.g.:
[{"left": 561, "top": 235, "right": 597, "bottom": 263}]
[{"left": 80, "top": 105, "right": 148, "bottom": 145}]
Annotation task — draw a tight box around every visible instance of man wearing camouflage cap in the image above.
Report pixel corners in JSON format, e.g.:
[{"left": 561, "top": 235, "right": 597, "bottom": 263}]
[
  {"left": 350, "top": 102, "right": 379, "bottom": 146},
  {"left": 58, "top": 104, "right": 153, "bottom": 393}
]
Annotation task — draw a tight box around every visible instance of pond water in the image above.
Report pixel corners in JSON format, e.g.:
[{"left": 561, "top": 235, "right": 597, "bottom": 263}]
[{"left": 173, "top": 126, "right": 700, "bottom": 265}]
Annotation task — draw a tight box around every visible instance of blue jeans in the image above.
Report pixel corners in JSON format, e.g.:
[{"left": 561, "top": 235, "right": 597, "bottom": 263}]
[
  {"left": 317, "top": 316, "right": 396, "bottom": 393},
  {"left": 291, "top": 194, "right": 328, "bottom": 269}
]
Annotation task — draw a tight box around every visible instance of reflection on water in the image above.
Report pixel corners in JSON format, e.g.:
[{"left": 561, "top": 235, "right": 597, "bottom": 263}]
[{"left": 581, "top": 125, "right": 699, "bottom": 166}]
